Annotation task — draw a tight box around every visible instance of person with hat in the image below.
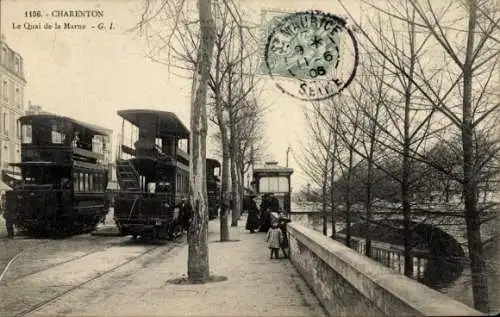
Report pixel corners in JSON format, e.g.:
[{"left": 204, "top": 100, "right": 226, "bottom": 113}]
[
  {"left": 259, "top": 194, "right": 272, "bottom": 232},
  {"left": 244, "top": 194, "right": 260, "bottom": 233},
  {"left": 1, "top": 191, "right": 14, "bottom": 238}
]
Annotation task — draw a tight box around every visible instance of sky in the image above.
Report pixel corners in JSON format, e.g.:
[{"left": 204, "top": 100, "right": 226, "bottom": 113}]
[{"left": 1, "top": 0, "right": 364, "bottom": 191}]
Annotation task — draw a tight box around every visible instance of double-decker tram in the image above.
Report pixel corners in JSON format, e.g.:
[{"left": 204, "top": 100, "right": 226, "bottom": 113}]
[
  {"left": 4, "top": 114, "right": 110, "bottom": 236},
  {"left": 114, "top": 109, "right": 191, "bottom": 241},
  {"left": 206, "top": 158, "right": 221, "bottom": 220}
]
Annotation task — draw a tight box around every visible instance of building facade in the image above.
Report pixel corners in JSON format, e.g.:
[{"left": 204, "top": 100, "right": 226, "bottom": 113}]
[{"left": 0, "top": 39, "right": 26, "bottom": 189}]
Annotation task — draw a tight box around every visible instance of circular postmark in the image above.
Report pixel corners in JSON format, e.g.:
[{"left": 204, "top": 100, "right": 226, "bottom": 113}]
[{"left": 264, "top": 10, "right": 359, "bottom": 101}]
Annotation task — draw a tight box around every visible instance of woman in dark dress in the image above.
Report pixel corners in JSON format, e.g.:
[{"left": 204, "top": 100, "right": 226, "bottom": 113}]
[
  {"left": 259, "top": 194, "right": 271, "bottom": 232},
  {"left": 245, "top": 195, "right": 260, "bottom": 233}
]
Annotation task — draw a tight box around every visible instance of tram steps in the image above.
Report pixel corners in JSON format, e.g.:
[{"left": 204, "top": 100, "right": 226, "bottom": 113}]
[{"left": 116, "top": 159, "right": 141, "bottom": 191}]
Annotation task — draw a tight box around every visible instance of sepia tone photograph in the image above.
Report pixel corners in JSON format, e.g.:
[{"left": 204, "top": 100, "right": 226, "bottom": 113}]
[{"left": 0, "top": 0, "right": 498, "bottom": 316}]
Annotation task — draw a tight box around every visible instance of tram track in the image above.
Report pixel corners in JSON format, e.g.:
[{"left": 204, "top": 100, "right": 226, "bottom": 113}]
[
  {"left": 12, "top": 238, "right": 182, "bottom": 317},
  {"left": 0, "top": 240, "right": 51, "bottom": 283},
  {"left": 4, "top": 247, "right": 110, "bottom": 284},
  {"left": 0, "top": 233, "right": 126, "bottom": 284}
]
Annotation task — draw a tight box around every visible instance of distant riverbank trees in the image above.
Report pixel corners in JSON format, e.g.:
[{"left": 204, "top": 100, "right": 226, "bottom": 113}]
[{"left": 299, "top": 0, "right": 499, "bottom": 311}]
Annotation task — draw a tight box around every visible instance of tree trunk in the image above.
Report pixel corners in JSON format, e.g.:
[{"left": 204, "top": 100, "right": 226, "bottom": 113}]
[
  {"left": 230, "top": 156, "right": 240, "bottom": 226},
  {"left": 322, "top": 170, "right": 328, "bottom": 236},
  {"left": 330, "top": 150, "right": 336, "bottom": 239},
  {"left": 345, "top": 149, "right": 354, "bottom": 248},
  {"left": 219, "top": 148, "right": 230, "bottom": 241},
  {"left": 402, "top": 142, "right": 413, "bottom": 277},
  {"left": 401, "top": 7, "right": 417, "bottom": 278},
  {"left": 187, "top": 0, "right": 215, "bottom": 283},
  {"left": 365, "top": 148, "right": 374, "bottom": 257},
  {"left": 239, "top": 166, "right": 245, "bottom": 216},
  {"left": 462, "top": 1, "right": 488, "bottom": 311}
]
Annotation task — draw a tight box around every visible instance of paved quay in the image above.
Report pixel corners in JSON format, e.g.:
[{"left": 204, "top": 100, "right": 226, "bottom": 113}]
[{"left": 28, "top": 214, "right": 327, "bottom": 317}]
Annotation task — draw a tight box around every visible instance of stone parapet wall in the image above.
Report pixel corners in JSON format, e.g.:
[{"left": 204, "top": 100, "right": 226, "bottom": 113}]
[{"left": 286, "top": 222, "right": 483, "bottom": 317}]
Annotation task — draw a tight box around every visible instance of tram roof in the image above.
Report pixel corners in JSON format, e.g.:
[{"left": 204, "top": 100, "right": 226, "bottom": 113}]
[
  {"left": 117, "top": 109, "right": 189, "bottom": 138},
  {"left": 206, "top": 158, "right": 221, "bottom": 167},
  {"left": 19, "top": 114, "right": 110, "bottom": 136}
]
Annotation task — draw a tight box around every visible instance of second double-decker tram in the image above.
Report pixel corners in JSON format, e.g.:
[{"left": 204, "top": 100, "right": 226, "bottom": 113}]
[{"left": 114, "top": 109, "right": 191, "bottom": 241}]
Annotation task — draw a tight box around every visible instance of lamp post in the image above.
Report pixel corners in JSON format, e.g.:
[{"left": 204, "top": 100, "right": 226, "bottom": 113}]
[{"left": 286, "top": 146, "right": 292, "bottom": 167}]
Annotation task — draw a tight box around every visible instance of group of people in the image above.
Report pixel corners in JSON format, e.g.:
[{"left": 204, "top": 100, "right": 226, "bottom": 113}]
[{"left": 244, "top": 193, "right": 291, "bottom": 259}]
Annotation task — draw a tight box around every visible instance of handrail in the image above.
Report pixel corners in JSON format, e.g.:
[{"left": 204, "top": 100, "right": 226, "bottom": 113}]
[{"left": 128, "top": 197, "right": 139, "bottom": 220}]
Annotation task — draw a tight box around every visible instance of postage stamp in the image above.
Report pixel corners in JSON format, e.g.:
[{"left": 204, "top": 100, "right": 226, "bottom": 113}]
[{"left": 262, "top": 10, "right": 359, "bottom": 101}]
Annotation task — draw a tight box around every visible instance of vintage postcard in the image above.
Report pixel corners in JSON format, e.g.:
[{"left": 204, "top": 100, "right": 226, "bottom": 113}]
[{"left": 0, "top": 0, "right": 498, "bottom": 316}]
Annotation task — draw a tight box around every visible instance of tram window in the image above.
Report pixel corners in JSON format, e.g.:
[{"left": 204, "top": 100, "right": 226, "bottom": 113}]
[
  {"left": 51, "top": 124, "right": 65, "bottom": 144},
  {"left": 213, "top": 167, "right": 220, "bottom": 177},
  {"left": 147, "top": 182, "right": 156, "bottom": 193},
  {"left": 96, "top": 174, "right": 101, "bottom": 191},
  {"left": 85, "top": 174, "right": 89, "bottom": 191},
  {"left": 94, "top": 174, "right": 100, "bottom": 191},
  {"left": 79, "top": 173, "right": 85, "bottom": 191},
  {"left": 21, "top": 124, "right": 32, "bottom": 144},
  {"left": 178, "top": 139, "right": 188, "bottom": 152},
  {"left": 92, "top": 136, "right": 103, "bottom": 154},
  {"left": 155, "top": 138, "right": 162, "bottom": 148},
  {"left": 89, "top": 174, "right": 93, "bottom": 191},
  {"left": 73, "top": 173, "right": 79, "bottom": 191},
  {"left": 178, "top": 174, "right": 182, "bottom": 194}
]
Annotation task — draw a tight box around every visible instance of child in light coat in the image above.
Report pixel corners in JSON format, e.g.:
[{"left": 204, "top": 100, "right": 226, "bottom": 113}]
[{"left": 266, "top": 221, "right": 283, "bottom": 259}]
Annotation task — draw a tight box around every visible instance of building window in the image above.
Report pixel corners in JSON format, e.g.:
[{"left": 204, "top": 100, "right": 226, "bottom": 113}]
[
  {"left": 1, "top": 48, "right": 6, "bottom": 65},
  {"left": 9, "top": 142, "right": 15, "bottom": 162},
  {"left": 258, "top": 177, "right": 290, "bottom": 193},
  {"left": 3, "top": 112, "right": 7, "bottom": 135},
  {"left": 3, "top": 144, "right": 9, "bottom": 167},
  {"left": 2, "top": 81, "right": 7, "bottom": 101},
  {"left": 9, "top": 80, "right": 14, "bottom": 104},
  {"left": 15, "top": 87, "right": 21, "bottom": 108},
  {"left": 14, "top": 57, "right": 21, "bottom": 73},
  {"left": 16, "top": 121, "right": 21, "bottom": 139},
  {"left": 10, "top": 111, "right": 15, "bottom": 138}
]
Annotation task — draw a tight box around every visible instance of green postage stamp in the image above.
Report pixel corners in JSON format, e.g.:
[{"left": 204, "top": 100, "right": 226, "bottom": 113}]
[{"left": 260, "top": 10, "right": 359, "bottom": 101}]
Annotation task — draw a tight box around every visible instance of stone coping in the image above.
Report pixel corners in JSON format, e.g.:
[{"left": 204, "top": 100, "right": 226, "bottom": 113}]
[{"left": 287, "top": 222, "right": 484, "bottom": 316}]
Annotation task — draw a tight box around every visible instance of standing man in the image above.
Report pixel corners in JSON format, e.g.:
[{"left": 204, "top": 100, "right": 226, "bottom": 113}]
[
  {"left": 1, "top": 191, "right": 14, "bottom": 238},
  {"left": 269, "top": 193, "right": 280, "bottom": 213}
]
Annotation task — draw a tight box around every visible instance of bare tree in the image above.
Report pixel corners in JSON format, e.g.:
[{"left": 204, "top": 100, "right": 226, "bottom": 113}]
[
  {"left": 298, "top": 107, "right": 338, "bottom": 235},
  {"left": 186, "top": 0, "right": 215, "bottom": 282},
  {"left": 134, "top": 0, "right": 215, "bottom": 283},
  {"left": 347, "top": 56, "right": 390, "bottom": 257},
  {"left": 340, "top": 0, "right": 500, "bottom": 311},
  {"left": 141, "top": 0, "right": 260, "bottom": 241}
]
